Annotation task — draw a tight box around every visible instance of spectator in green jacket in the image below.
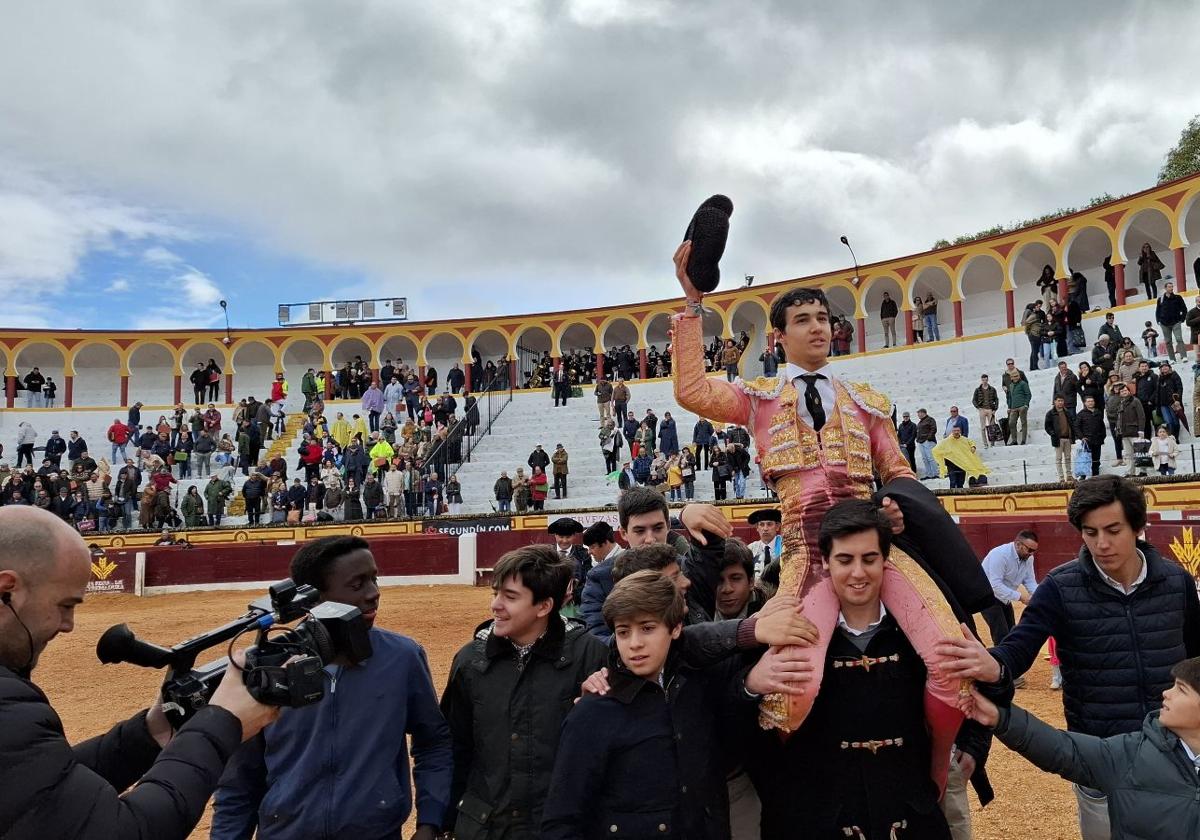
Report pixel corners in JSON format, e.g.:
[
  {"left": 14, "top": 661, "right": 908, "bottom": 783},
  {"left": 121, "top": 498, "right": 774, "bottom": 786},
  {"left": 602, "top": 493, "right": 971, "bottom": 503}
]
[
  {"left": 180, "top": 486, "right": 205, "bottom": 527},
  {"left": 1005, "top": 370, "right": 1032, "bottom": 445},
  {"left": 204, "top": 474, "right": 233, "bottom": 527}
]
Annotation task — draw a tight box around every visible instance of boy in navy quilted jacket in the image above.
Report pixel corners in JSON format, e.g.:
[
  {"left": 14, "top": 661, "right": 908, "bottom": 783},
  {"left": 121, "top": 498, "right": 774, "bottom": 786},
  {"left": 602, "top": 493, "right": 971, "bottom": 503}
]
[{"left": 542, "top": 571, "right": 737, "bottom": 840}]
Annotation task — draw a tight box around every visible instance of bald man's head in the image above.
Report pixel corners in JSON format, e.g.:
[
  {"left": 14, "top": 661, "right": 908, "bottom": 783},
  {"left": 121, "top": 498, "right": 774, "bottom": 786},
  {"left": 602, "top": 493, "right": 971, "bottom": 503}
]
[{"left": 0, "top": 507, "right": 91, "bottom": 674}]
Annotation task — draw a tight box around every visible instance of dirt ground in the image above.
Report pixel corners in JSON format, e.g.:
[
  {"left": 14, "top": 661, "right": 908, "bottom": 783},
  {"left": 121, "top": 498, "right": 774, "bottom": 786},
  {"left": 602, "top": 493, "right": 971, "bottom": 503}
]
[{"left": 40, "top": 590, "right": 1077, "bottom": 839}]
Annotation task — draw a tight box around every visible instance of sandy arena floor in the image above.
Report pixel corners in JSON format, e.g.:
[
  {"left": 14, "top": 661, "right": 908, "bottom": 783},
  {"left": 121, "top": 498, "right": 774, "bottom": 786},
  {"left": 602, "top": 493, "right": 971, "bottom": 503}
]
[{"left": 39, "top": 589, "right": 1076, "bottom": 839}]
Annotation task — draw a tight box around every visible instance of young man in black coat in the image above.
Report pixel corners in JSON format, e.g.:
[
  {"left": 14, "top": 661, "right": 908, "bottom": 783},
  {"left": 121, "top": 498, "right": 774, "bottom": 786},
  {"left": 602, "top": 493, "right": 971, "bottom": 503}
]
[
  {"left": 440, "top": 547, "right": 609, "bottom": 840},
  {"left": 740, "top": 500, "right": 1000, "bottom": 840},
  {"left": 0, "top": 506, "right": 277, "bottom": 840}
]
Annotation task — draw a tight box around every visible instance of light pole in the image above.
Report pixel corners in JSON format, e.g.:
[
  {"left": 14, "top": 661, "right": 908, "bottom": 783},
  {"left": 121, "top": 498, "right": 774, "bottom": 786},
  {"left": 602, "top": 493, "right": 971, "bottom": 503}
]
[
  {"left": 219, "top": 300, "right": 231, "bottom": 346},
  {"left": 839, "top": 235, "right": 860, "bottom": 285}
]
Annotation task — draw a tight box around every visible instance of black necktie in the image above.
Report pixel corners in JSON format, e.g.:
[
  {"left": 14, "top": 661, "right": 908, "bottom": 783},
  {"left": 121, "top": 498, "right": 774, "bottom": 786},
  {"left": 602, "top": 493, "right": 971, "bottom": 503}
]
[
  {"left": 800, "top": 374, "right": 826, "bottom": 432},
  {"left": 763, "top": 545, "right": 771, "bottom": 566}
]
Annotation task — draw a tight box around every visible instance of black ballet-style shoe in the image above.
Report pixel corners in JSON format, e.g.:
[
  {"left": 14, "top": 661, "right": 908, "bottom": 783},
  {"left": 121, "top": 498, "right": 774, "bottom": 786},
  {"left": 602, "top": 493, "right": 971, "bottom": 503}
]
[{"left": 684, "top": 195, "right": 733, "bottom": 293}]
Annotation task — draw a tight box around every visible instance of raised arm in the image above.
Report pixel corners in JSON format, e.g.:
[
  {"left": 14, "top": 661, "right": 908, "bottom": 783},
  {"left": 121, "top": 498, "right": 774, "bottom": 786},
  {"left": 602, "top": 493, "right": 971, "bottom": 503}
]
[
  {"left": 671, "top": 311, "right": 750, "bottom": 427},
  {"left": 670, "top": 241, "right": 751, "bottom": 427}
]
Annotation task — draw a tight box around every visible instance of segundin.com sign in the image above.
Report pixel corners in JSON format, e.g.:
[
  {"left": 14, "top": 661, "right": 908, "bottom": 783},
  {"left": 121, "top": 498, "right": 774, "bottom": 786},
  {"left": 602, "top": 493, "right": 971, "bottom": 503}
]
[{"left": 424, "top": 517, "right": 513, "bottom": 536}]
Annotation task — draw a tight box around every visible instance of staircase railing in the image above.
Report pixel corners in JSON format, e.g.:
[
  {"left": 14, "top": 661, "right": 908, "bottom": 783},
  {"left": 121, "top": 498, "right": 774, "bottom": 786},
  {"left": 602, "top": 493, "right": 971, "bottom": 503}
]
[{"left": 419, "top": 372, "right": 514, "bottom": 482}]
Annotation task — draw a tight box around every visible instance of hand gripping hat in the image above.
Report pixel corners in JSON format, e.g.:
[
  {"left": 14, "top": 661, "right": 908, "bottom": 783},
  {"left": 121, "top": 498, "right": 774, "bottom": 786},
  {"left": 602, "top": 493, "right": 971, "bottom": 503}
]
[{"left": 683, "top": 195, "right": 734, "bottom": 293}]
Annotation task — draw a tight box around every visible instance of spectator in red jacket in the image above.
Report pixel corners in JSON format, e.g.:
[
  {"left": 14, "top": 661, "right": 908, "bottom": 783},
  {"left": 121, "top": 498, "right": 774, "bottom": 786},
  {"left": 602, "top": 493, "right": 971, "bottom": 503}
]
[
  {"left": 529, "top": 465, "right": 549, "bottom": 511},
  {"left": 106, "top": 419, "right": 132, "bottom": 464},
  {"left": 300, "top": 435, "right": 323, "bottom": 482},
  {"left": 149, "top": 465, "right": 177, "bottom": 493}
]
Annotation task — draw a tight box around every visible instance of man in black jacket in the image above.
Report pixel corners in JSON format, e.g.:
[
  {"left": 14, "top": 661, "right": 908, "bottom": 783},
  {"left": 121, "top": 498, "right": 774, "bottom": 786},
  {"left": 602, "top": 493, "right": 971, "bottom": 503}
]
[
  {"left": 1052, "top": 360, "right": 1080, "bottom": 413},
  {"left": 1156, "top": 361, "right": 1185, "bottom": 438},
  {"left": 1073, "top": 396, "right": 1106, "bottom": 477},
  {"left": 937, "top": 475, "right": 1200, "bottom": 840},
  {"left": 0, "top": 506, "right": 277, "bottom": 840},
  {"left": 896, "top": 411, "right": 918, "bottom": 471},
  {"left": 915, "top": 408, "right": 938, "bottom": 479},
  {"left": 743, "top": 500, "right": 1004, "bottom": 840},
  {"left": 879, "top": 291, "right": 899, "bottom": 347},
  {"left": 1134, "top": 360, "right": 1159, "bottom": 439},
  {"left": 189, "top": 362, "right": 208, "bottom": 406},
  {"left": 67, "top": 430, "right": 89, "bottom": 464},
  {"left": 971, "top": 374, "right": 999, "bottom": 449},
  {"left": 727, "top": 441, "right": 752, "bottom": 499},
  {"left": 23, "top": 366, "right": 46, "bottom": 408},
  {"left": 44, "top": 429, "right": 67, "bottom": 469},
  {"left": 527, "top": 444, "right": 550, "bottom": 473},
  {"left": 1155, "top": 280, "right": 1188, "bottom": 362},
  {"left": 1044, "top": 396, "right": 1077, "bottom": 482},
  {"left": 548, "top": 517, "right": 591, "bottom": 607}
]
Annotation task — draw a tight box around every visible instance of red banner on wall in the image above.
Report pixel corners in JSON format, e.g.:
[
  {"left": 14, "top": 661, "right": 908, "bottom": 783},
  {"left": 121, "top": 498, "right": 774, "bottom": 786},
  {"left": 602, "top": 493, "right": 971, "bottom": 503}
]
[{"left": 85, "top": 547, "right": 135, "bottom": 594}]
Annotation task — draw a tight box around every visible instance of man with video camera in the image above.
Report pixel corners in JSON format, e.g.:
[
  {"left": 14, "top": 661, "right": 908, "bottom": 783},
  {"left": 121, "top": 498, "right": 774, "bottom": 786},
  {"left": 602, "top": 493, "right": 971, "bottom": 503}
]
[
  {"left": 0, "top": 506, "right": 280, "bottom": 840},
  {"left": 211, "top": 535, "right": 453, "bottom": 840}
]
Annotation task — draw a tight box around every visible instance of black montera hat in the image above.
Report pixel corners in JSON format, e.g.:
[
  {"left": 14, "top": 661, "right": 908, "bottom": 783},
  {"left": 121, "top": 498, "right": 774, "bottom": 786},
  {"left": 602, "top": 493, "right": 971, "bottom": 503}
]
[
  {"left": 747, "top": 508, "right": 782, "bottom": 525},
  {"left": 547, "top": 517, "right": 584, "bottom": 536},
  {"left": 683, "top": 195, "right": 733, "bottom": 293}
]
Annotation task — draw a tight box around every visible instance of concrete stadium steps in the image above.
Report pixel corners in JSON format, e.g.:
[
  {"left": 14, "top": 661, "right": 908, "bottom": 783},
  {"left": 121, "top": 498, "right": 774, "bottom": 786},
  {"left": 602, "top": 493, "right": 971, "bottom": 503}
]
[{"left": 452, "top": 379, "right": 780, "bottom": 513}]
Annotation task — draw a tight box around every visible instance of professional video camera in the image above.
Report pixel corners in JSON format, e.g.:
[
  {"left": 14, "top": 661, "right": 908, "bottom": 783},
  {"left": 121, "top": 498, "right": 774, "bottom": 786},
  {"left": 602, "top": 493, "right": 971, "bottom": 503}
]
[{"left": 96, "top": 579, "right": 373, "bottom": 726}]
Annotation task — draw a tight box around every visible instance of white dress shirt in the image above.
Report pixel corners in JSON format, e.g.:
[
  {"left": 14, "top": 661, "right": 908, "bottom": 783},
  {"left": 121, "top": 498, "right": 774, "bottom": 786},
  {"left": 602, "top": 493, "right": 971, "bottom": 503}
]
[
  {"left": 784, "top": 362, "right": 837, "bottom": 429},
  {"left": 748, "top": 534, "right": 783, "bottom": 576},
  {"left": 1099, "top": 549, "right": 1148, "bottom": 595},
  {"left": 837, "top": 602, "right": 888, "bottom": 636},
  {"left": 981, "top": 542, "right": 1039, "bottom": 604}
]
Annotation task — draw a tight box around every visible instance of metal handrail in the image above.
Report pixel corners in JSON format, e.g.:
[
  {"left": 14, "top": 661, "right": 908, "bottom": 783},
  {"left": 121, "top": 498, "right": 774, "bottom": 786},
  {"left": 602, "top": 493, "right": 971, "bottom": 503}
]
[{"left": 418, "top": 372, "right": 513, "bottom": 482}]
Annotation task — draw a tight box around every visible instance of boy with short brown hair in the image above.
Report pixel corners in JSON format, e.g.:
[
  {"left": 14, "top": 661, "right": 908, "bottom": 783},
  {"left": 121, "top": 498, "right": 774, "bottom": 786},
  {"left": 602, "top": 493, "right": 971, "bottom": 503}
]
[
  {"left": 966, "top": 656, "right": 1200, "bottom": 836},
  {"left": 542, "top": 571, "right": 736, "bottom": 840}
]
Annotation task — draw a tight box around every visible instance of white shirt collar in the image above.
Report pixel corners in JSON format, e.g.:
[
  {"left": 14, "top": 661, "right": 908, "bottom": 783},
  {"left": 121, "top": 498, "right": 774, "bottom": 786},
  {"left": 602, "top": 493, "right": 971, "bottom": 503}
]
[
  {"left": 784, "top": 363, "right": 837, "bottom": 429},
  {"left": 837, "top": 602, "right": 888, "bottom": 636},
  {"left": 1099, "top": 549, "right": 1148, "bottom": 595},
  {"left": 784, "top": 362, "right": 834, "bottom": 381},
  {"left": 605, "top": 544, "right": 622, "bottom": 561}
]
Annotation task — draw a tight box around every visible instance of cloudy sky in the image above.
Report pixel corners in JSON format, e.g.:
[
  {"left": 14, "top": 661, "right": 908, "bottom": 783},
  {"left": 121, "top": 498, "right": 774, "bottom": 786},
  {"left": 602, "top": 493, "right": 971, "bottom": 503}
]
[{"left": 1, "top": 0, "right": 1197, "bottom": 331}]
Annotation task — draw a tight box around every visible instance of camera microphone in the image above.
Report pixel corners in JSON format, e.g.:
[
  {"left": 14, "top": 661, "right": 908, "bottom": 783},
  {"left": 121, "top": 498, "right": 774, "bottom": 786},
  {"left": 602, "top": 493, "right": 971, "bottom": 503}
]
[
  {"left": 97, "top": 623, "right": 174, "bottom": 668},
  {"left": 2, "top": 591, "right": 36, "bottom": 678}
]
